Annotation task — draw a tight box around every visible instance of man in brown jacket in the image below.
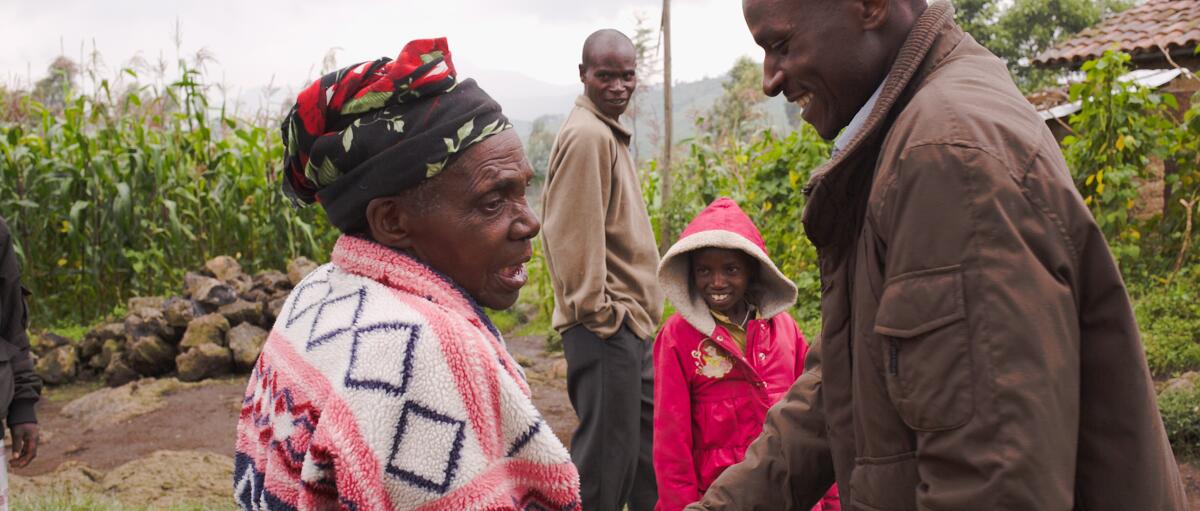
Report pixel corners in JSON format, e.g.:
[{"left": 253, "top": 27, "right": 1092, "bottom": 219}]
[
  {"left": 541, "top": 29, "right": 663, "bottom": 511},
  {"left": 0, "top": 216, "right": 42, "bottom": 472},
  {"left": 687, "top": 0, "right": 1188, "bottom": 509}
]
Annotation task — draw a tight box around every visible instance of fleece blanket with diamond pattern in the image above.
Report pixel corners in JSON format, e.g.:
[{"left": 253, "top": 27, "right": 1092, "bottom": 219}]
[{"left": 234, "top": 235, "right": 580, "bottom": 510}]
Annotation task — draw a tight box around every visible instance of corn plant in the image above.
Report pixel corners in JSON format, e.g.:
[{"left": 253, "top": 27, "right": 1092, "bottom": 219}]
[{"left": 0, "top": 59, "right": 338, "bottom": 327}]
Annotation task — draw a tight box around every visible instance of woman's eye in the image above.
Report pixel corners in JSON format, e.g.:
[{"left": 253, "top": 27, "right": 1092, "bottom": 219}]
[
  {"left": 482, "top": 199, "right": 503, "bottom": 213},
  {"left": 772, "top": 40, "right": 788, "bottom": 55}
]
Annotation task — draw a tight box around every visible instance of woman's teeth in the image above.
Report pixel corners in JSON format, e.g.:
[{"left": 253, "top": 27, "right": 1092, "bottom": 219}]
[
  {"left": 710, "top": 293, "right": 730, "bottom": 302},
  {"left": 501, "top": 264, "right": 527, "bottom": 280}
]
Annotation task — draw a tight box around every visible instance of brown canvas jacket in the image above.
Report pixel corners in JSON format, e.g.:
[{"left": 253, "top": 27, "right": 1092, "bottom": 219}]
[
  {"left": 688, "top": 3, "right": 1186, "bottom": 510},
  {"left": 0, "top": 216, "right": 40, "bottom": 429}
]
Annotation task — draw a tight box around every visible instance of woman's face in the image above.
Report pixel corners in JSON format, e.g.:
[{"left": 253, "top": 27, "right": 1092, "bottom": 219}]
[{"left": 398, "top": 130, "right": 541, "bottom": 309}]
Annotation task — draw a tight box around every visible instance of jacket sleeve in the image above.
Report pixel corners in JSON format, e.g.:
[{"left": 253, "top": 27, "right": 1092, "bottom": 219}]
[
  {"left": 653, "top": 328, "right": 701, "bottom": 510},
  {"left": 687, "top": 338, "right": 836, "bottom": 511},
  {"left": 870, "top": 143, "right": 1079, "bottom": 508},
  {"left": 0, "top": 220, "right": 39, "bottom": 426},
  {"left": 541, "top": 125, "right": 623, "bottom": 338}
]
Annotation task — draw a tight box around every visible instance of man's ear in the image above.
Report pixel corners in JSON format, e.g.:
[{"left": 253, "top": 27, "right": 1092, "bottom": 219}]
[
  {"left": 579, "top": 63, "right": 587, "bottom": 82},
  {"left": 366, "top": 196, "right": 415, "bottom": 250},
  {"left": 860, "top": 0, "right": 890, "bottom": 30}
]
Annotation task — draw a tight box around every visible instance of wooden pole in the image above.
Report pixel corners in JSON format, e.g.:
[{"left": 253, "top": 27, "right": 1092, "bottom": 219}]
[{"left": 660, "top": 0, "right": 673, "bottom": 250}]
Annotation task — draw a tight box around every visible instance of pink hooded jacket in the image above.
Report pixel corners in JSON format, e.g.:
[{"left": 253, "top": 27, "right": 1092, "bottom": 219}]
[{"left": 653, "top": 198, "right": 839, "bottom": 511}]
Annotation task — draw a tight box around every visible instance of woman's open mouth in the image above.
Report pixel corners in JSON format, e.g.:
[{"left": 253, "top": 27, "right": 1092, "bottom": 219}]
[{"left": 496, "top": 262, "right": 529, "bottom": 291}]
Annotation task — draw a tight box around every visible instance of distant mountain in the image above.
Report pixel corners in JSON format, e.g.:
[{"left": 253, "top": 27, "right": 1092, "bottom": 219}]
[
  {"left": 501, "top": 73, "right": 796, "bottom": 164},
  {"left": 466, "top": 68, "right": 578, "bottom": 124}
]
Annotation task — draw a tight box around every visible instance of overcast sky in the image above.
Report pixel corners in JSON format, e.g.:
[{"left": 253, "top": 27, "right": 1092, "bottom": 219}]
[{"left": 1, "top": 0, "right": 764, "bottom": 116}]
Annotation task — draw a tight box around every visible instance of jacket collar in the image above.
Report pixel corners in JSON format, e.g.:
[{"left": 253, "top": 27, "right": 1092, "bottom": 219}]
[
  {"left": 575, "top": 95, "right": 633, "bottom": 144},
  {"left": 329, "top": 234, "right": 502, "bottom": 340},
  {"left": 801, "top": 1, "right": 959, "bottom": 249}
]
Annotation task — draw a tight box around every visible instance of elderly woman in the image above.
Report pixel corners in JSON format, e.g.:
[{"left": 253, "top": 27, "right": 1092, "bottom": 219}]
[{"left": 234, "top": 39, "right": 580, "bottom": 510}]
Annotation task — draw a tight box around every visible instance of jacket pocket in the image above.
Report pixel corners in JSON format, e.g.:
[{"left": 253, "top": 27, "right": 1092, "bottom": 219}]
[
  {"left": 874, "top": 265, "right": 973, "bottom": 431},
  {"left": 849, "top": 451, "right": 919, "bottom": 511}
]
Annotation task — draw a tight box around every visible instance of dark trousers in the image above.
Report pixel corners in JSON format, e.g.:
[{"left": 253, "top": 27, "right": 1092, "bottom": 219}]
[{"left": 563, "top": 324, "right": 657, "bottom": 511}]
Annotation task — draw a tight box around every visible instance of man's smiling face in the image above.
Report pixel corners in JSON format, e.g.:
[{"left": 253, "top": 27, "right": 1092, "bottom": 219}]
[{"left": 744, "top": 0, "right": 891, "bottom": 139}]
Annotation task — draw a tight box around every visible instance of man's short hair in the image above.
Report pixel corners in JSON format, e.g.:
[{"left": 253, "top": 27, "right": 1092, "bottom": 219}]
[{"left": 581, "top": 29, "right": 634, "bottom": 69}]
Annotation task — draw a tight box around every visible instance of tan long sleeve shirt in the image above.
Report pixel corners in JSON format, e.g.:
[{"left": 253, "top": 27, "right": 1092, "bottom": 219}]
[{"left": 540, "top": 96, "right": 663, "bottom": 340}]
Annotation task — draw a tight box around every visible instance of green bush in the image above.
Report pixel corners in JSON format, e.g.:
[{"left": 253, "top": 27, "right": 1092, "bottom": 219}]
[
  {"left": 1158, "top": 384, "right": 1200, "bottom": 459},
  {"left": 1133, "top": 271, "right": 1200, "bottom": 377}
]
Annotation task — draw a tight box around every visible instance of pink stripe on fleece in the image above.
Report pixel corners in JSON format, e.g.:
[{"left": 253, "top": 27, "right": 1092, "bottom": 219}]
[
  {"left": 332, "top": 236, "right": 476, "bottom": 319},
  {"left": 332, "top": 235, "right": 531, "bottom": 396},
  {"left": 414, "top": 459, "right": 580, "bottom": 511},
  {"left": 266, "top": 331, "right": 398, "bottom": 511}
]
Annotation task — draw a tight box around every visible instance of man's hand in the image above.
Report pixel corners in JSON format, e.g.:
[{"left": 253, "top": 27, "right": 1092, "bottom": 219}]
[{"left": 9, "top": 422, "right": 38, "bottom": 468}]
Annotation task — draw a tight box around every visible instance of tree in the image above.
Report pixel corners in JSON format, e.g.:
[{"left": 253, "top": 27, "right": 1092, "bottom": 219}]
[
  {"left": 703, "top": 56, "right": 768, "bottom": 143},
  {"left": 525, "top": 115, "right": 558, "bottom": 182},
  {"left": 32, "top": 56, "right": 79, "bottom": 111},
  {"left": 628, "top": 12, "right": 661, "bottom": 162},
  {"left": 954, "top": 0, "right": 1132, "bottom": 92}
]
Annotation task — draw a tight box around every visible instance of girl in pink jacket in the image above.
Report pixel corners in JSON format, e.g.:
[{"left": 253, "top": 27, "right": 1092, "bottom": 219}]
[{"left": 653, "top": 198, "right": 839, "bottom": 511}]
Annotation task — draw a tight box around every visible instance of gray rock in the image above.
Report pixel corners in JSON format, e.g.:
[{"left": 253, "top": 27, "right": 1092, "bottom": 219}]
[
  {"left": 227, "top": 273, "right": 254, "bottom": 296},
  {"left": 185, "top": 273, "right": 237, "bottom": 307},
  {"left": 90, "top": 322, "right": 126, "bottom": 341},
  {"left": 176, "top": 343, "right": 233, "bottom": 382},
  {"left": 90, "top": 339, "right": 124, "bottom": 370},
  {"left": 266, "top": 297, "right": 287, "bottom": 325},
  {"left": 104, "top": 358, "right": 140, "bottom": 387},
  {"left": 204, "top": 256, "right": 243, "bottom": 282},
  {"left": 35, "top": 346, "right": 78, "bottom": 385},
  {"left": 254, "top": 270, "right": 291, "bottom": 293},
  {"left": 218, "top": 299, "right": 263, "bottom": 327},
  {"left": 180, "top": 314, "right": 230, "bottom": 350},
  {"left": 77, "top": 334, "right": 104, "bottom": 362},
  {"left": 130, "top": 307, "right": 175, "bottom": 339},
  {"left": 126, "top": 335, "right": 177, "bottom": 377},
  {"left": 240, "top": 288, "right": 270, "bottom": 304},
  {"left": 1164, "top": 379, "right": 1194, "bottom": 395},
  {"left": 126, "top": 296, "right": 166, "bottom": 313},
  {"left": 163, "top": 297, "right": 200, "bottom": 328},
  {"left": 39, "top": 332, "right": 72, "bottom": 348},
  {"left": 32, "top": 332, "right": 71, "bottom": 357},
  {"left": 287, "top": 257, "right": 319, "bottom": 286},
  {"left": 228, "top": 323, "right": 268, "bottom": 372}
]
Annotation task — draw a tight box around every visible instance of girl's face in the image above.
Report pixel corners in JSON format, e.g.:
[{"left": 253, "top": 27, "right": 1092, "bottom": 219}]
[{"left": 691, "top": 247, "right": 757, "bottom": 316}]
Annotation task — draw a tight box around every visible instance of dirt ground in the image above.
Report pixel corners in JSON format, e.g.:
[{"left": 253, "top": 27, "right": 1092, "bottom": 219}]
[
  {"left": 17, "top": 377, "right": 245, "bottom": 476},
  {"left": 11, "top": 334, "right": 1200, "bottom": 509}
]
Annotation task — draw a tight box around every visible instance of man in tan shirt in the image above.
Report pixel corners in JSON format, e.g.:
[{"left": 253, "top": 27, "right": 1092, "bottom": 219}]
[{"left": 541, "top": 29, "right": 664, "bottom": 511}]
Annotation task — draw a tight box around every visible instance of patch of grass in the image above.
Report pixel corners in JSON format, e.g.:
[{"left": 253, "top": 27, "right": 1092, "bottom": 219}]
[
  {"left": 42, "top": 379, "right": 105, "bottom": 404},
  {"left": 46, "top": 324, "right": 90, "bottom": 342},
  {"left": 516, "top": 313, "right": 554, "bottom": 338},
  {"left": 10, "top": 491, "right": 236, "bottom": 511},
  {"left": 485, "top": 308, "right": 522, "bottom": 336}
]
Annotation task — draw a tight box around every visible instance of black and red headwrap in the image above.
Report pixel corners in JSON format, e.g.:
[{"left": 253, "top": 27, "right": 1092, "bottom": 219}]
[{"left": 281, "top": 38, "right": 511, "bottom": 233}]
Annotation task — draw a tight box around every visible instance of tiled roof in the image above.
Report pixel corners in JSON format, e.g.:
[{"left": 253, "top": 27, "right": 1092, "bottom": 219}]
[{"left": 1034, "top": 0, "right": 1200, "bottom": 67}]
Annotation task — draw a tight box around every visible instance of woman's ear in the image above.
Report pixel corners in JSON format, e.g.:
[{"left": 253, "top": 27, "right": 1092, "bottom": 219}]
[{"left": 366, "top": 196, "right": 415, "bottom": 250}]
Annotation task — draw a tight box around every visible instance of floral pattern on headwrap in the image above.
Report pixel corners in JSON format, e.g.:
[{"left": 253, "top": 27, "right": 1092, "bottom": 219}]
[{"left": 280, "top": 38, "right": 511, "bottom": 233}]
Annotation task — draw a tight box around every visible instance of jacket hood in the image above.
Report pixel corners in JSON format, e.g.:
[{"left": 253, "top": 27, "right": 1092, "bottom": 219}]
[{"left": 658, "top": 198, "right": 798, "bottom": 335}]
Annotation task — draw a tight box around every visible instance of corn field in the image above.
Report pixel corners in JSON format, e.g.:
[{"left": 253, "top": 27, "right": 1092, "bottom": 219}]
[{"left": 0, "top": 62, "right": 338, "bottom": 327}]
